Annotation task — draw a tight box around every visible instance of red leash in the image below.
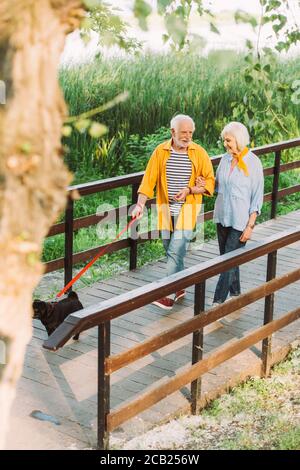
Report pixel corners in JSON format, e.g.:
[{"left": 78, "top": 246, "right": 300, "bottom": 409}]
[{"left": 56, "top": 216, "right": 137, "bottom": 298}]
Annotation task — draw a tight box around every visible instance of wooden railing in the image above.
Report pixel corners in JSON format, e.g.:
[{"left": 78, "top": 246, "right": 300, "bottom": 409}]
[
  {"left": 43, "top": 226, "right": 300, "bottom": 450},
  {"left": 45, "top": 138, "right": 300, "bottom": 288}
]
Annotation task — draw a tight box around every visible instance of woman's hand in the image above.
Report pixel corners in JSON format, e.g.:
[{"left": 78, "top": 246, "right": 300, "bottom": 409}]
[
  {"left": 196, "top": 176, "right": 206, "bottom": 188},
  {"left": 174, "top": 187, "right": 190, "bottom": 201},
  {"left": 240, "top": 226, "right": 253, "bottom": 242}
]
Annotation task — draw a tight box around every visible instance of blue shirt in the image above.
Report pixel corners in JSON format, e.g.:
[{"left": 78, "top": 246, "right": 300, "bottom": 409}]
[{"left": 213, "top": 150, "right": 264, "bottom": 231}]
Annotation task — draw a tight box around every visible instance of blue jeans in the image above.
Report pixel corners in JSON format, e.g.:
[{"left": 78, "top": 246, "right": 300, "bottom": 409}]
[
  {"left": 161, "top": 217, "right": 193, "bottom": 278},
  {"left": 213, "top": 224, "right": 246, "bottom": 304}
]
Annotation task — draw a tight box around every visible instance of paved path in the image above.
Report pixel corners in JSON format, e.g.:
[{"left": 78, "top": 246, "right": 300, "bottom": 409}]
[{"left": 6, "top": 211, "right": 300, "bottom": 449}]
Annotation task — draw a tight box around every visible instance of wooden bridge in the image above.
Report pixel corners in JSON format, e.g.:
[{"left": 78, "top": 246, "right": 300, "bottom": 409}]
[{"left": 6, "top": 139, "right": 300, "bottom": 450}]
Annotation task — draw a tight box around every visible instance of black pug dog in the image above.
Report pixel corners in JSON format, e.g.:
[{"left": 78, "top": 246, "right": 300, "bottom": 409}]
[{"left": 33, "top": 291, "right": 83, "bottom": 340}]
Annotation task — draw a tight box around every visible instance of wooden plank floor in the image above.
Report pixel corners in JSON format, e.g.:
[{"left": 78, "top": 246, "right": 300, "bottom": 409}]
[{"left": 6, "top": 210, "right": 300, "bottom": 449}]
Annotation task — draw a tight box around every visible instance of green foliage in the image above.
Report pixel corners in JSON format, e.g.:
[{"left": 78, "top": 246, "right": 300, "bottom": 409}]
[
  {"left": 261, "top": 0, "right": 299, "bottom": 51},
  {"left": 157, "top": 0, "right": 173, "bottom": 15},
  {"left": 60, "top": 52, "right": 300, "bottom": 170},
  {"left": 93, "top": 131, "right": 129, "bottom": 177},
  {"left": 130, "top": 0, "right": 218, "bottom": 52},
  {"left": 165, "top": 11, "right": 189, "bottom": 50},
  {"left": 62, "top": 90, "right": 128, "bottom": 143},
  {"left": 81, "top": 1, "right": 218, "bottom": 55},
  {"left": 203, "top": 399, "right": 223, "bottom": 417},
  {"left": 83, "top": 1, "right": 142, "bottom": 53},
  {"left": 291, "top": 80, "right": 300, "bottom": 105},
  {"left": 133, "top": 0, "right": 152, "bottom": 31},
  {"left": 123, "top": 127, "right": 171, "bottom": 173},
  {"left": 234, "top": 10, "right": 258, "bottom": 29},
  {"left": 230, "top": 0, "right": 300, "bottom": 153},
  {"left": 209, "top": 22, "right": 220, "bottom": 35},
  {"left": 275, "top": 427, "right": 300, "bottom": 450}
]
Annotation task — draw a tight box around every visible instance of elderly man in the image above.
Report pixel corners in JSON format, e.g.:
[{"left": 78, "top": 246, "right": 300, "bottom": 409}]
[{"left": 132, "top": 114, "right": 215, "bottom": 310}]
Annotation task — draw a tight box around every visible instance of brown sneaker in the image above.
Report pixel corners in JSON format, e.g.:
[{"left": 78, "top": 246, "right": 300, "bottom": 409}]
[
  {"left": 174, "top": 290, "right": 186, "bottom": 302},
  {"left": 152, "top": 297, "right": 174, "bottom": 310}
]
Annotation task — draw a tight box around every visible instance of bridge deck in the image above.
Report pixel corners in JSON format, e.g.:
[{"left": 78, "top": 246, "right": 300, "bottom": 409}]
[{"left": 6, "top": 211, "right": 300, "bottom": 449}]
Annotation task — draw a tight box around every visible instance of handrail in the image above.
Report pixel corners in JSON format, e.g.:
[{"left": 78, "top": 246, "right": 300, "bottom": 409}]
[
  {"left": 43, "top": 225, "right": 300, "bottom": 351},
  {"left": 46, "top": 162, "right": 300, "bottom": 238},
  {"left": 64, "top": 137, "right": 300, "bottom": 195}
]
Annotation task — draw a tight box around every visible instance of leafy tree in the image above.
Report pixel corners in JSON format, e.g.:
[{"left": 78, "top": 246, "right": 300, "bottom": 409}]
[
  {"left": 81, "top": 0, "right": 142, "bottom": 52},
  {"left": 230, "top": 0, "right": 300, "bottom": 156}
]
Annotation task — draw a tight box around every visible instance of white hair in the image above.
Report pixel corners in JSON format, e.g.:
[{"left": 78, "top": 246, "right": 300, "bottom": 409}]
[
  {"left": 170, "top": 114, "right": 195, "bottom": 131},
  {"left": 221, "top": 122, "right": 250, "bottom": 151}
]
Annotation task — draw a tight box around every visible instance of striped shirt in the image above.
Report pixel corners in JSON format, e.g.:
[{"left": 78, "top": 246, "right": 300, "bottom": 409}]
[{"left": 166, "top": 148, "right": 192, "bottom": 215}]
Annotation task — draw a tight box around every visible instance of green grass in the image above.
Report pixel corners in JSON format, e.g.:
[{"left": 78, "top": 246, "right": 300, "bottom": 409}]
[
  {"left": 60, "top": 52, "right": 300, "bottom": 175},
  {"left": 60, "top": 52, "right": 300, "bottom": 143},
  {"left": 203, "top": 349, "right": 300, "bottom": 450},
  {"left": 115, "top": 348, "right": 300, "bottom": 450}
]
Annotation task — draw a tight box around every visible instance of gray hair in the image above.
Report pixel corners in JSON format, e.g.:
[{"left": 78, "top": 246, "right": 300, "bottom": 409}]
[
  {"left": 170, "top": 114, "right": 195, "bottom": 131},
  {"left": 221, "top": 122, "right": 250, "bottom": 151}
]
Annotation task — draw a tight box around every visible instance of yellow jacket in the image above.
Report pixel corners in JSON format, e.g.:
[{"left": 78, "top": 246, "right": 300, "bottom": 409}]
[{"left": 138, "top": 139, "right": 215, "bottom": 230}]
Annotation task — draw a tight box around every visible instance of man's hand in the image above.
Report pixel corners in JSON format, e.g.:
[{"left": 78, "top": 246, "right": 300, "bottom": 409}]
[
  {"left": 240, "top": 226, "right": 253, "bottom": 242},
  {"left": 131, "top": 203, "right": 144, "bottom": 220},
  {"left": 174, "top": 187, "right": 190, "bottom": 202}
]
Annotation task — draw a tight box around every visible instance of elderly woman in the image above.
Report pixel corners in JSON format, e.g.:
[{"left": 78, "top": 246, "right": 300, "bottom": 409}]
[{"left": 209, "top": 122, "right": 264, "bottom": 305}]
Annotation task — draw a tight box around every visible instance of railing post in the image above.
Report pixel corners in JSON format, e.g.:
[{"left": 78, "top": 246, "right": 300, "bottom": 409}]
[
  {"left": 262, "top": 251, "right": 277, "bottom": 377},
  {"left": 64, "top": 196, "right": 74, "bottom": 290},
  {"left": 271, "top": 150, "right": 281, "bottom": 219},
  {"left": 130, "top": 183, "right": 139, "bottom": 270},
  {"left": 97, "top": 321, "right": 111, "bottom": 450},
  {"left": 191, "top": 281, "right": 206, "bottom": 414}
]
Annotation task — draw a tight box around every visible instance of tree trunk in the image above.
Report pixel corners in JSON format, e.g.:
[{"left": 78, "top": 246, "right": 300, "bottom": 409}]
[{"left": 0, "top": 0, "right": 84, "bottom": 449}]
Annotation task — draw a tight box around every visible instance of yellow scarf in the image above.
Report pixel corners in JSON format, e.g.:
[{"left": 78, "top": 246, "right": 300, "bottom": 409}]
[{"left": 236, "top": 147, "right": 249, "bottom": 176}]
